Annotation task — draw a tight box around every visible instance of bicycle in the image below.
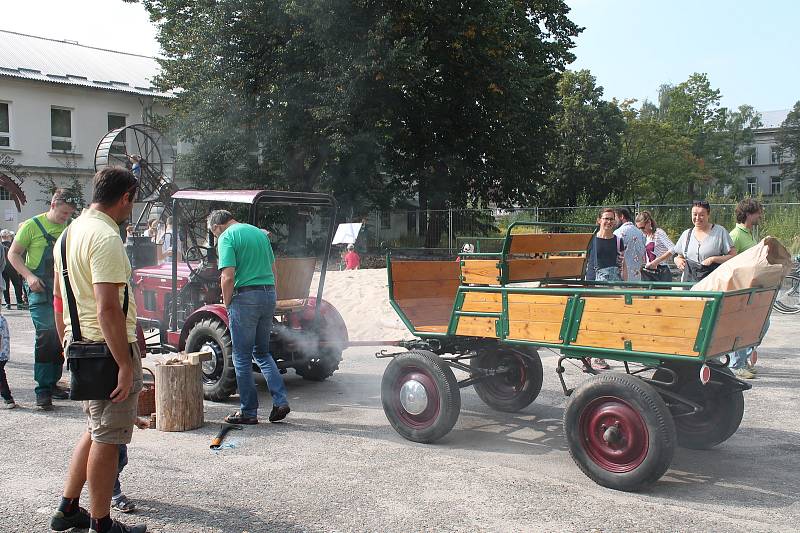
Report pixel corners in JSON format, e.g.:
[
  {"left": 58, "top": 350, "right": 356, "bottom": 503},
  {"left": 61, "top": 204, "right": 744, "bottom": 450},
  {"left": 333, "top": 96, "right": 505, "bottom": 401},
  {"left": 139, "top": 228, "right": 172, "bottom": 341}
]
[{"left": 773, "top": 257, "right": 800, "bottom": 314}]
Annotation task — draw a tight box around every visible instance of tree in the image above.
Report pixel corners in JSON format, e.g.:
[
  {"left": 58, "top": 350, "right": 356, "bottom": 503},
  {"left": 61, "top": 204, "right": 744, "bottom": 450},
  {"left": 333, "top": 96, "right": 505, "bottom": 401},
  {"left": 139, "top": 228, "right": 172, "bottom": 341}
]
[
  {"left": 544, "top": 70, "right": 625, "bottom": 206},
  {"left": 131, "top": 0, "right": 580, "bottom": 247},
  {"left": 618, "top": 102, "right": 702, "bottom": 204},
  {"left": 705, "top": 105, "right": 762, "bottom": 195},
  {"left": 777, "top": 101, "right": 800, "bottom": 196}
]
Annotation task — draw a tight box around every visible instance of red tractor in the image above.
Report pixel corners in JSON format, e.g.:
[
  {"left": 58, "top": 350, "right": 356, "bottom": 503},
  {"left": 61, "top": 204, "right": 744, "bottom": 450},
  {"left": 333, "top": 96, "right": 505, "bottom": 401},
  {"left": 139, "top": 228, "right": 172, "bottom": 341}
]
[
  {"left": 95, "top": 125, "right": 348, "bottom": 401},
  {"left": 129, "top": 189, "right": 348, "bottom": 400}
]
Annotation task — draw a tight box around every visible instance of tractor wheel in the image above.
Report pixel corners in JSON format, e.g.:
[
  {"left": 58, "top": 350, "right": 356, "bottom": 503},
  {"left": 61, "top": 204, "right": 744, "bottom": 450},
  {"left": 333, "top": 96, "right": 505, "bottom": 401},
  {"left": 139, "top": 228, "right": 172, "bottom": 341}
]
[
  {"left": 294, "top": 302, "right": 347, "bottom": 381},
  {"left": 381, "top": 351, "right": 461, "bottom": 443},
  {"left": 470, "top": 345, "right": 543, "bottom": 412},
  {"left": 564, "top": 372, "right": 676, "bottom": 492},
  {"left": 185, "top": 318, "right": 236, "bottom": 402},
  {"left": 653, "top": 362, "right": 745, "bottom": 450}
]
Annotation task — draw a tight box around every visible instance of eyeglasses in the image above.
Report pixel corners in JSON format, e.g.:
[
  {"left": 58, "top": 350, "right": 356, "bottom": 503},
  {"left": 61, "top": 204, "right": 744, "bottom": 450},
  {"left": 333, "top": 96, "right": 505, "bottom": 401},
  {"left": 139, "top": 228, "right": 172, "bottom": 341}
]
[{"left": 600, "top": 217, "right": 615, "bottom": 221}]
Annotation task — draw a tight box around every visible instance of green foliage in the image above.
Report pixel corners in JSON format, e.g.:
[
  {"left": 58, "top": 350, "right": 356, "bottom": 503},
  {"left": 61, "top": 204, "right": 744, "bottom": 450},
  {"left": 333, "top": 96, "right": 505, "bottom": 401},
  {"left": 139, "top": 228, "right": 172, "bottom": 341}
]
[{"left": 544, "top": 70, "right": 626, "bottom": 206}]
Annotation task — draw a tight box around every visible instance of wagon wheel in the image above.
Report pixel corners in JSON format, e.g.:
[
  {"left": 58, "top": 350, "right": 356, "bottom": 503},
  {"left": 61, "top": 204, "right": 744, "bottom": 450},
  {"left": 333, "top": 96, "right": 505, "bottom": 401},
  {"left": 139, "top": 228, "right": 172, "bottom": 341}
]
[
  {"left": 469, "top": 345, "right": 543, "bottom": 412},
  {"left": 652, "top": 361, "right": 745, "bottom": 449},
  {"left": 381, "top": 350, "right": 461, "bottom": 443},
  {"left": 564, "top": 372, "right": 676, "bottom": 491},
  {"left": 95, "top": 123, "right": 176, "bottom": 203},
  {"left": 178, "top": 198, "right": 215, "bottom": 250}
]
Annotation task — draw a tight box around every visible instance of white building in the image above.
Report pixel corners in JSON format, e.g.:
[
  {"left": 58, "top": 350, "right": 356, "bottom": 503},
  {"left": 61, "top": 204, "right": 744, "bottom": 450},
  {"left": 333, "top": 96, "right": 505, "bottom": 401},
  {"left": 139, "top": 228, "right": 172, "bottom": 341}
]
[
  {"left": 0, "top": 30, "right": 170, "bottom": 230},
  {"left": 740, "top": 109, "right": 793, "bottom": 196}
]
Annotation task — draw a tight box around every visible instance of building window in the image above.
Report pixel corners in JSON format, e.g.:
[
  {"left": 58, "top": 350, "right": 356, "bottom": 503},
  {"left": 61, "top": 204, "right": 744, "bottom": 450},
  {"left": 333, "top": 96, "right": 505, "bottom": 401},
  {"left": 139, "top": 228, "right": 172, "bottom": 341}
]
[
  {"left": 51, "top": 107, "right": 72, "bottom": 151},
  {"left": 0, "top": 187, "right": 10, "bottom": 201},
  {"left": 771, "top": 146, "right": 784, "bottom": 164},
  {"left": 108, "top": 114, "right": 127, "bottom": 156},
  {"left": 0, "top": 102, "right": 9, "bottom": 147},
  {"left": 745, "top": 149, "right": 758, "bottom": 166},
  {"left": 746, "top": 178, "right": 757, "bottom": 195},
  {"left": 771, "top": 177, "right": 782, "bottom": 195},
  {"left": 380, "top": 211, "right": 391, "bottom": 230}
]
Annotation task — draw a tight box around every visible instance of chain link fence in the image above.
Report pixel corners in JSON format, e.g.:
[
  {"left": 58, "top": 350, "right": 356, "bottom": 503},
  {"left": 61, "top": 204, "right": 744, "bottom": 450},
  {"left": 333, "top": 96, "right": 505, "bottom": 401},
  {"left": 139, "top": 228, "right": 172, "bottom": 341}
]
[{"left": 362, "top": 203, "right": 800, "bottom": 255}]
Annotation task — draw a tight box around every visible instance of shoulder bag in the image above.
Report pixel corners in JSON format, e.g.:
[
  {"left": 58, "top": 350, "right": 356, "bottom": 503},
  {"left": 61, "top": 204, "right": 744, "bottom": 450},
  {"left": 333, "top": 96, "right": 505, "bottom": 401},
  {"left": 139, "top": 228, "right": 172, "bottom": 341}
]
[{"left": 61, "top": 227, "right": 129, "bottom": 401}]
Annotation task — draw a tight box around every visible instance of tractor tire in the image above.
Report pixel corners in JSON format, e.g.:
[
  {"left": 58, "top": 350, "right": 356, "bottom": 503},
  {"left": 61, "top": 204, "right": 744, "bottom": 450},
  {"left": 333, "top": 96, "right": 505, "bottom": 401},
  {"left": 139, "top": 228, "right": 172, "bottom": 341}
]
[
  {"left": 653, "top": 362, "right": 745, "bottom": 450},
  {"left": 470, "top": 345, "right": 543, "bottom": 412},
  {"left": 381, "top": 351, "right": 461, "bottom": 443},
  {"left": 294, "top": 302, "right": 347, "bottom": 382},
  {"left": 185, "top": 317, "right": 236, "bottom": 402},
  {"left": 564, "top": 372, "right": 676, "bottom": 492}
]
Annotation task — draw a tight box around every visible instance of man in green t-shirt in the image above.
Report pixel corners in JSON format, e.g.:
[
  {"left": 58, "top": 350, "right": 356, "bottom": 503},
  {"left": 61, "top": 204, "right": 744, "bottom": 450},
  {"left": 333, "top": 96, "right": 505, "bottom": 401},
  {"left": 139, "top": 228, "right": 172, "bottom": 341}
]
[
  {"left": 207, "top": 209, "right": 289, "bottom": 425},
  {"left": 8, "top": 190, "right": 76, "bottom": 408},
  {"left": 728, "top": 198, "right": 763, "bottom": 379}
]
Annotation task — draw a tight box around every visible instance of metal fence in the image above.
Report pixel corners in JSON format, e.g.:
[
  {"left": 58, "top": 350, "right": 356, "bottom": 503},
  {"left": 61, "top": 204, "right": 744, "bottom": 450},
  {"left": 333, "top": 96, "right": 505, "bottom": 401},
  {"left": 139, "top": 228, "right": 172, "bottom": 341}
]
[{"left": 362, "top": 203, "right": 800, "bottom": 254}]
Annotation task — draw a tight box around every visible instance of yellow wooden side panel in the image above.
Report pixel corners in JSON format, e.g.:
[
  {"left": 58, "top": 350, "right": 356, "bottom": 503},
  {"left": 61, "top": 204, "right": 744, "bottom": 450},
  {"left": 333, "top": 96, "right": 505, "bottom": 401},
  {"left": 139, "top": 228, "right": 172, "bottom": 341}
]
[
  {"left": 461, "top": 292, "right": 502, "bottom": 313},
  {"left": 707, "top": 289, "right": 776, "bottom": 355},
  {"left": 509, "top": 233, "right": 593, "bottom": 254},
  {"left": 506, "top": 293, "right": 568, "bottom": 344},
  {"left": 572, "top": 295, "right": 709, "bottom": 356},
  {"left": 455, "top": 316, "right": 498, "bottom": 338},
  {"left": 507, "top": 257, "right": 586, "bottom": 281},
  {"left": 461, "top": 260, "right": 501, "bottom": 285}
]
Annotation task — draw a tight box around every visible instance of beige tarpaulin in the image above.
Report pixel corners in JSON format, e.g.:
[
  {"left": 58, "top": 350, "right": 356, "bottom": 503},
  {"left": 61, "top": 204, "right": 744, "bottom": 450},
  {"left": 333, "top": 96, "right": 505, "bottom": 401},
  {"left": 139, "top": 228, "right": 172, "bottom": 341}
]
[{"left": 691, "top": 237, "right": 793, "bottom": 292}]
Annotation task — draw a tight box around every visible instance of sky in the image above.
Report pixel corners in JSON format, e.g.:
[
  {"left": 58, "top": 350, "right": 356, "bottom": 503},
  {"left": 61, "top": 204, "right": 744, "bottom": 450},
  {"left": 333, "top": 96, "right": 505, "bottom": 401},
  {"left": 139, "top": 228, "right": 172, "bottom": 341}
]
[
  {"left": 565, "top": 0, "right": 799, "bottom": 112},
  {"left": 1, "top": 0, "right": 797, "bottom": 112}
]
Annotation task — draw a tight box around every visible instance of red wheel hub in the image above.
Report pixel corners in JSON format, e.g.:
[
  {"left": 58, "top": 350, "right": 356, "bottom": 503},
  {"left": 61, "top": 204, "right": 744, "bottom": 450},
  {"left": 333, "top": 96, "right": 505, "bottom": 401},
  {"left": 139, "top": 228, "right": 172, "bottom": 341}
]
[
  {"left": 392, "top": 367, "right": 440, "bottom": 429},
  {"left": 579, "top": 396, "right": 649, "bottom": 473}
]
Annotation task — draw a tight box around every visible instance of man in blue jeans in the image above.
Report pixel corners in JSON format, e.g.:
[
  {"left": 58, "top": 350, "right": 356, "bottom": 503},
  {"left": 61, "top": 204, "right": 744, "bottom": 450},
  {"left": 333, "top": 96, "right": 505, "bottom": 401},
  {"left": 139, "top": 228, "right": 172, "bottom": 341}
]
[{"left": 207, "top": 210, "right": 290, "bottom": 424}]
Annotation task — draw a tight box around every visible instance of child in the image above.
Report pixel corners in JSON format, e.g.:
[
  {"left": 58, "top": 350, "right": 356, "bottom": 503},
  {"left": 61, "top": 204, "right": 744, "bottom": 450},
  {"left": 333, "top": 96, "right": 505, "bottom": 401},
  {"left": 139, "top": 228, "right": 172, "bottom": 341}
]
[
  {"left": 111, "top": 417, "right": 150, "bottom": 512},
  {"left": 0, "top": 309, "right": 14, "bottom": 409}
]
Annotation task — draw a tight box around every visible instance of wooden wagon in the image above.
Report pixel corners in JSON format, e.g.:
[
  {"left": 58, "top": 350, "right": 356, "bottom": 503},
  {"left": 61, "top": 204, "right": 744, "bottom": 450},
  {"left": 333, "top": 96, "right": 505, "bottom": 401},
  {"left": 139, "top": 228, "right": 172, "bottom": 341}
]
[{"left": 379, "top": 222, "right": 775, "bottom": 491}]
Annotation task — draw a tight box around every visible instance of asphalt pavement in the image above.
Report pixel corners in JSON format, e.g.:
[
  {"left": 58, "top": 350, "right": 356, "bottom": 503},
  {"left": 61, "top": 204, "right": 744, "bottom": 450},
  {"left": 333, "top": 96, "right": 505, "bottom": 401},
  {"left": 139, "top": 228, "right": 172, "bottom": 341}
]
[{"left": 0, "top": 307, "right": 798, "bottom": 532}]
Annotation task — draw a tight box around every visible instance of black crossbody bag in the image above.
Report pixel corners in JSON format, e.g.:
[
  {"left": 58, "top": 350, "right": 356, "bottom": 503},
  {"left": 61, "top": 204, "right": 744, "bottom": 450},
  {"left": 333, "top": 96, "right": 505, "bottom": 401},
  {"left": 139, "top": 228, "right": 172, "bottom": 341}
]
[
  {"left": 61, "top": 227, "right": 129, "bottom": 401},
  {"left": 684, "top": 226, "right": 721, "bottom": 281}
]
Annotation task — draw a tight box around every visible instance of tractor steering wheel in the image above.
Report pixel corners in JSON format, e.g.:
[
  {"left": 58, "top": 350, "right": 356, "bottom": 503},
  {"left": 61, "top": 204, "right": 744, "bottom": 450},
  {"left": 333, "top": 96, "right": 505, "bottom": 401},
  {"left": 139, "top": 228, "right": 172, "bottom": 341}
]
[{"left": 184, "top": 245, "right": 218, "bottom": 282}]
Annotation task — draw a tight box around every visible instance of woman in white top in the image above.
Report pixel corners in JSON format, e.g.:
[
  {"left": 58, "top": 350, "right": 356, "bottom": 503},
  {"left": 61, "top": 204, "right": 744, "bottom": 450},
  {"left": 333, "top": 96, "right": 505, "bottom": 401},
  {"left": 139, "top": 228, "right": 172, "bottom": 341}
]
[
  {"left": 635, "top": 211, "right": 675, "bottom": 282},
  {"left": 672, "top": 200, "right": 737, "bottom": 284}
]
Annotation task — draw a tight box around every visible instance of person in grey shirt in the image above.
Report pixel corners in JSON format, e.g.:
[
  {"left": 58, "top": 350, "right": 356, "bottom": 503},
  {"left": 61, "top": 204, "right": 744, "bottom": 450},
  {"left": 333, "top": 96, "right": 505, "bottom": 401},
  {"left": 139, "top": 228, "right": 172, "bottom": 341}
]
[{"left": 672, "top": 200, "right": 737, "bottom": 283}]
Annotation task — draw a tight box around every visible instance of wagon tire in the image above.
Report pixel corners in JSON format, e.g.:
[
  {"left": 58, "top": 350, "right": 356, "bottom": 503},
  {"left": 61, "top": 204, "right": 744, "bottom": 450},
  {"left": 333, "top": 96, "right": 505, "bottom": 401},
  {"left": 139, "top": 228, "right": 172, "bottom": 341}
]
[
  {"left": 564, "top": 372, "right": 676, "bottom": 492},
  {"left": 185, "top": 318, "right": 237, "bottom": 402},
  {"left": 381, "top": 351, "right": 461, "bottom": 443},
  {"left": 471, "top": 346, "right": 543, "bottom": 412},
  {"left": 653, "top": 363, "right": 745, "bottom": 449}
]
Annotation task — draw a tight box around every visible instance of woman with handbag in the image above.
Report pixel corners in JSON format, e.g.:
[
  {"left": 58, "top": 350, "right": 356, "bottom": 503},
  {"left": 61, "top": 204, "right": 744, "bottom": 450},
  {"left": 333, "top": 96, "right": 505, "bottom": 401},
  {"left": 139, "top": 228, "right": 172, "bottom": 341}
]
[
  {"left": 672, "top": 200, "right": 737, "bottom": 284},
  {"left": 635, "top": 211, "right": 675, "bottom": 282}
]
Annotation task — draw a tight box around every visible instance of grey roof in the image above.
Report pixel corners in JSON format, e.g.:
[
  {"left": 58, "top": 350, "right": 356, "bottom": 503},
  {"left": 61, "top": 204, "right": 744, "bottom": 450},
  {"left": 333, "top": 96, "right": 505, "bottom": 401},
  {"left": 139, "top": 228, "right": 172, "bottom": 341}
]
[
  {"left": 759, "top": 109, "right": 790, "bottom": 129},
  {"left": 0, "top": 29, "right": 169, "bottom": 97}
]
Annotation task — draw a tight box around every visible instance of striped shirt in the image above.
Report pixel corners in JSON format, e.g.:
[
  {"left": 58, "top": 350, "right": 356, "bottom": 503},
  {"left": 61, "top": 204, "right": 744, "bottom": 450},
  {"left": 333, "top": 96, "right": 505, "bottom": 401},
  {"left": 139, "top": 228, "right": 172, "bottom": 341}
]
[{"left": 646, "top": 228, "right": 675, "bottom": 262}]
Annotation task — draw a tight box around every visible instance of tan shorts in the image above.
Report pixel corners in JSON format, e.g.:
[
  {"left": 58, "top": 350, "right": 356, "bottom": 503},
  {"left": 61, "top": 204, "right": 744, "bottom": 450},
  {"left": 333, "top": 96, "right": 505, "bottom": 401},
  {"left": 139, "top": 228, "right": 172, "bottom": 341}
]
[{"left": 82, "top": 342, "right": 143, "bottom": 445}]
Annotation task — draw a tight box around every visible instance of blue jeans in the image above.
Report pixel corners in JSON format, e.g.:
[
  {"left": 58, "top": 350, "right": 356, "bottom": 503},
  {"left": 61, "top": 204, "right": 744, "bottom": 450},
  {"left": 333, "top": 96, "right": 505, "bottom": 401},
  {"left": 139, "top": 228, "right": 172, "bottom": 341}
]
[
  {"left": 730, "top": 319, "right": 770, "bottom": 369},
  {"left": 228, "top": 286, "right": 288, "bottom": 417},
  {"left": 113, "top": 444, "right": 128, "bottom": 498}
]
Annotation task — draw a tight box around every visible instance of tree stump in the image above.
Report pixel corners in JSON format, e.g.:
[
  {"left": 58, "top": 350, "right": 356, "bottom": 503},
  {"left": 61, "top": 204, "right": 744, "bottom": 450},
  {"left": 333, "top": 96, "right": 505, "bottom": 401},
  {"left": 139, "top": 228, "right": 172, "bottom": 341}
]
[{"left": 155, "top": 362, "right": 204, "bottom": 432}]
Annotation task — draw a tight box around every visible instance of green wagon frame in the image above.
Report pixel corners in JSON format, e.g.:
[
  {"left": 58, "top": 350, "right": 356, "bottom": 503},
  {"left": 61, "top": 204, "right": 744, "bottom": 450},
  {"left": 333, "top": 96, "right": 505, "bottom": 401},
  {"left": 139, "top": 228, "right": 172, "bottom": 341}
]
[{"left": 379, "top": 222, "right": 775, "bottom": 491}]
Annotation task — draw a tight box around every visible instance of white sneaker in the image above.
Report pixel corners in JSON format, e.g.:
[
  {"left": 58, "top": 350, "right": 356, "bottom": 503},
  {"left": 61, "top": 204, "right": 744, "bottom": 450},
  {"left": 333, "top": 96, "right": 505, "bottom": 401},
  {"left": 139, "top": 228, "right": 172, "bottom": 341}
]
[{"left": 733, "top": 367, "right": 755, "bottom": 379}]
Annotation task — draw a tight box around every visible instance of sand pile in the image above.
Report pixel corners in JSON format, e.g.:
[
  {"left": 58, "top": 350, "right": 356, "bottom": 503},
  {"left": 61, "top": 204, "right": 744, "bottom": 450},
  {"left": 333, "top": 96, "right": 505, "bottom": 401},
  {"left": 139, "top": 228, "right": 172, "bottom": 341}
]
[{"left": 312, "top": 268, "right": 413, "bottom": 342}]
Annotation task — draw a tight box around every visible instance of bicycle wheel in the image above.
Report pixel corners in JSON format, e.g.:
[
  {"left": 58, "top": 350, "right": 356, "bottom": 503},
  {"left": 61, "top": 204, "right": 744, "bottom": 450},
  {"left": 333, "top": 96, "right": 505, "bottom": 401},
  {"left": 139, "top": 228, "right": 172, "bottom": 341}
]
[{"left": 774, "top": 275, "right": 800, "bottom": 314}]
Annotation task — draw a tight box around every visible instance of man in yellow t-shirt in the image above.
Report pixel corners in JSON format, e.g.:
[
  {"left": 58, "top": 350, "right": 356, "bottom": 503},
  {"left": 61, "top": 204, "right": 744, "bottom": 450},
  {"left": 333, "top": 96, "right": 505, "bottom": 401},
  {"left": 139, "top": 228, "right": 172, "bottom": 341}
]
[
  {"left": 49, "top": 167, "right": 146, "bottom": 533},
  {"left": 8, "top": 190, "right": 75, "bottom": 409}
]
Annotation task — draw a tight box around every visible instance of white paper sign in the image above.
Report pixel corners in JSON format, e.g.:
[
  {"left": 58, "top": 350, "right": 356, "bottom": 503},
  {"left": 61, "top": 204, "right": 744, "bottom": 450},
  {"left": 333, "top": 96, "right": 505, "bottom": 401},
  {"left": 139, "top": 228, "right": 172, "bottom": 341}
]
[{"left": 332, "top": 223, "right": 363, "bottom": 245}]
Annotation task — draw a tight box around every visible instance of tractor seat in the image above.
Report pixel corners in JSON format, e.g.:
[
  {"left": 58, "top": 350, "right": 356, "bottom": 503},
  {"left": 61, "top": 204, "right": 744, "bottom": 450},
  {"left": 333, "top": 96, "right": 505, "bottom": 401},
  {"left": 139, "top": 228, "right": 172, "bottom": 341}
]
[{"left": 275, "top": 299, "right": 306, "bottom": 313}]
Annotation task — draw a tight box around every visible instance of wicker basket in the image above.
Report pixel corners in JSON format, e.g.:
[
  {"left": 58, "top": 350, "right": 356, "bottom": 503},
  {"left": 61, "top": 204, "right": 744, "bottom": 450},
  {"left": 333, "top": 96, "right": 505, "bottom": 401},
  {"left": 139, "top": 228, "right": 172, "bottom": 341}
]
[{"left": 137, "top": 368, "right": 156, "bottom": 416}]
